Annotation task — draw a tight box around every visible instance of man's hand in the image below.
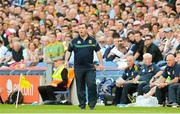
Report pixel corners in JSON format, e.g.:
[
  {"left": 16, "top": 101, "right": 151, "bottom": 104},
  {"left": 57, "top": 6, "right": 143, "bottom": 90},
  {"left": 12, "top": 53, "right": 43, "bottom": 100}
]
[
  {"left": 64, "top": 61, "right": 69, "bottom": 68},
  {"left": 157, "top": 83, "right": 167, "bottom": 88},
  {"left": 116, "top": 80, "right": 125, "bottom": 87},
  {"left": 133, "top": 79, "right": 139, "bottom": 84},
  {"left": 98, "top": 64, "right": 104, "bottom": 70}
]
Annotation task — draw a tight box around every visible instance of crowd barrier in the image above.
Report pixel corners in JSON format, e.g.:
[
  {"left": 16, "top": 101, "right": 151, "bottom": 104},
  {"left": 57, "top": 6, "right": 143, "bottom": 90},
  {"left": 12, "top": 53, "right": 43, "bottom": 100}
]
[
  {"left": 0, "top": 67, "right": 123, "bottom": 104},
  {"left": 0, "top": 67, "right": 47, "bottom": 103}
]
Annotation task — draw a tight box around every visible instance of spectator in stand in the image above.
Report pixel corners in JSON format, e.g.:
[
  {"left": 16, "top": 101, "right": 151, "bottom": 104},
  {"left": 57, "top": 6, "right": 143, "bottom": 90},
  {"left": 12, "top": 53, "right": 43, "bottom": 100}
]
[
  {"left": 23, "top": 42, "right": 39, "bottom": 66},
  {"left": 143, "top": 34, "right": 163, "bottom": 63},
  {"left": 10, "top": 41, "right": 24, "bottom": 62},
  {"left": 44, "top": 32, "right": 64, "bottom": 63},
  {"left": 162, "top": 27, "right": 179, "bottom": 56},
  {"left": 0, "top": 39, "right": 11, "bottom": 67},
  {"left": 133, "top": 30, "right": 144, "bottom": 61},
  {"left": 103, "top": 36, "right": 114, "bottom": 61},
  {"left": 106, "top": 33, "right": 125, "bottom": 62}
]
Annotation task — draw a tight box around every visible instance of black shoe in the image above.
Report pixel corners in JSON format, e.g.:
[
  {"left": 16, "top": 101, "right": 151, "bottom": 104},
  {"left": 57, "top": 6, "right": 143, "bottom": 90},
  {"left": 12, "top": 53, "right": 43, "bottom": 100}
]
[
  {"left": 43, "top": 100, "right": 57, "bottom": 105},
  {"left": 90, "top": 107, "right": 95, "bottom": 110},
  {"left": 79, "top": 105, "right": 86, "bottom": 110},
  {"left": 167, "top": 102, "right": 179, "bottom": 107}
]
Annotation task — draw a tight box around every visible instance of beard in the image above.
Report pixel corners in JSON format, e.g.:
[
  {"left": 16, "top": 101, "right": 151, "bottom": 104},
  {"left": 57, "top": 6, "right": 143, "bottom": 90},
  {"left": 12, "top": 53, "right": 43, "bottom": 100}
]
[{"left": 79, "top": 31, "right": 87, "bottom": 38}]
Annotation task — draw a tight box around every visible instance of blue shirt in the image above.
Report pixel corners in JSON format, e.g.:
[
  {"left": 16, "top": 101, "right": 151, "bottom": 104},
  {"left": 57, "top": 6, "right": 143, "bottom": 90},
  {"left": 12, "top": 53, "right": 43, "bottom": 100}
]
[
  {"left": 139, "top": 63, "right": 160, "bottom": 83},
  {"left": 122, "top": 64, "right": 139, "bottom": 81},
  {"left": 68, "top": 35, "right": 101, "bottom": 69},
  {"left": 162, "top": 63, "right": 180, "bottom": 80}
]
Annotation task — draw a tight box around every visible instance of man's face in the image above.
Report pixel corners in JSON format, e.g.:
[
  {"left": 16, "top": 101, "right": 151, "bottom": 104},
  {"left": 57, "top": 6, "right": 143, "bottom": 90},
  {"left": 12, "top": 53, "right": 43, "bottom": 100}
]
[
  {"left": 13, "top": 43, "right": 21, "bottom": 52},
  {"left": 176, "top": 1, "right": 180, "bottom": 13},
  {"left": 78, "top": 24, "right": 87, "bottom": 37},
  {"left": 142, "top": 28, "right": 149, "bottom": 36},
  {"left": 164, "top": 31, "right": 173, "bottom": 38},
  {"left": 127, "top": 57, "right": 134, "bottom": 67},
  {"left": 144, "top": 36, "right": 152, "bottom": 47},
  {"left": 49, "top": 34, "right": 56, "bottom": 43},
  {"left": 115, "top": 22, "right": 124, "bottom": 30},
  {"left": 166, "top": 55, "right": 175, "bottom": 67},
  {"left": 143, "top": 56, "right": 152, "bottom": 66},
  {"left": 176, "top": 53, "right": 180, "bottom": 63},
  {"left": 134, "top": 33, "right": 141, "bottom": 42},
  {"left": 106, "top": 37, "right": 113, "bottom": 45},
  {"left": 54, "top": 60, "right": 63, "bottom": 68}
]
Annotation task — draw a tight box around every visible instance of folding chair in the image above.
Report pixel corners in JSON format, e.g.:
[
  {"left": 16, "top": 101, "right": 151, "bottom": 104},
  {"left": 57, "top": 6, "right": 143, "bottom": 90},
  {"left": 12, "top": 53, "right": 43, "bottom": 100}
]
[{"left": 54, "top": 68, "right": 74, "bottom": 102}]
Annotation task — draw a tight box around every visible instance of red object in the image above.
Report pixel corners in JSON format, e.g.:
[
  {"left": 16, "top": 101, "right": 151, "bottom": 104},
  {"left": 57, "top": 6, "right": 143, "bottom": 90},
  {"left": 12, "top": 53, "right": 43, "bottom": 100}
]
[{"left": 0, "top": 75, "right": 40, "bottom": 103}]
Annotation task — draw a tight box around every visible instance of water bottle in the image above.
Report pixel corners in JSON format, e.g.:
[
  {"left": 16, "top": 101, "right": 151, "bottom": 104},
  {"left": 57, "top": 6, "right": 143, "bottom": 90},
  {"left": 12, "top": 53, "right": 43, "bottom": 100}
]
[{"left": 31, "top": 101, "right": 38, "bottom": 106}]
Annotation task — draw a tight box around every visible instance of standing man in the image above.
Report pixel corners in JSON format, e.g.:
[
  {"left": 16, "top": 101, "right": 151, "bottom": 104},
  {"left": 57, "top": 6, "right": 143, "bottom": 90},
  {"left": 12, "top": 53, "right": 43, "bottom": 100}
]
[{"left": 65, "top": 23, "right": 104, "bottom": 110}]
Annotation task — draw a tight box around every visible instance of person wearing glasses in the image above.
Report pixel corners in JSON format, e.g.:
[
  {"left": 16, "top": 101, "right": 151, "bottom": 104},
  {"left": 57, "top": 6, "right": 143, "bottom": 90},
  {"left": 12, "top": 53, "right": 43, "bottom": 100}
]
[{"left": 143, "top": 34, "right": 163, "bottom": 63}]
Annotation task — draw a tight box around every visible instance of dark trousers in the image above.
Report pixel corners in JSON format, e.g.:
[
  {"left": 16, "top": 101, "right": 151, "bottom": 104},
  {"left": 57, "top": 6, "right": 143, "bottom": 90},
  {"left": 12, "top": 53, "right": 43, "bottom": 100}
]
[
  {"left": 120, "top": 83, "right": 138, "bottom": 104},
  {"left": 138, "top": 82, "right": 150, "bottom": 95},
  {"left": 38, "top": 85, "right": 66, "bottom": 101},
  {"left": 75, "top": 69, "right": 97, "bottom": 108},
  {"left": 168, "top": 83, "right": 180, "bottom": 104},
  {"left": 155, "top": 86, "right": 168, "bottom": 104},
  {"left": 115, "top": 86, "right": 123, "bottom": 105},
  {"left": 120, "top": 82, "right": 150, "bottom": 104},
  {"left": 177, "top": 84, "right": 180, "bottom": 105}
]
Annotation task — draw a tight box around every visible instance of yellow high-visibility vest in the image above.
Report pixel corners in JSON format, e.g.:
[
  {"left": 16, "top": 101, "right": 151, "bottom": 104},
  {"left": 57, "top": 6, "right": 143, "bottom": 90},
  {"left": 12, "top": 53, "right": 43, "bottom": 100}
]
[{"left": 52, "top": 65, "right": 65, "bottom": 81}]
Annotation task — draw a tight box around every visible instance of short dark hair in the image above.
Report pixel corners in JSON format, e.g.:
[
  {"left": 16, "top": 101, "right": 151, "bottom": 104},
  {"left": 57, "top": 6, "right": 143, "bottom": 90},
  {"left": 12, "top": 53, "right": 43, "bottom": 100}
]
[
  {"left": 0, "top": 40, "right": 3, "bottom": 44},
  {"left": 165, "top": 53, "right": 175, "bottom": 60},
  {"left": 145, "top": 34, "right": 153, "bottom": 39},
  {"left": 134, "top": 30, "right": 142, "bottom": 36},
  {"left": 79, "top": 23, "right": 88, "bottom": 28},
  {"left": 112, "top": 32, "right": 120, "bottom": 39}
]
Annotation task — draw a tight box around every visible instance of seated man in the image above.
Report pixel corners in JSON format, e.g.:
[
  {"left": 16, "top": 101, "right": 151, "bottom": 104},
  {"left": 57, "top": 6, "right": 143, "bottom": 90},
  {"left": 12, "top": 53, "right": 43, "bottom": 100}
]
[
  {"left": 38, "top": 59, "right": 68, "bottom": 104},
  {"left": 155, "top": 53, "right": 179, "bottom": 107},
  {"left": 119, "top": 53, "right": 162, "bottom": 106},
  {"left": 115, "top": 55, "right": 139, "bottom": 105}
]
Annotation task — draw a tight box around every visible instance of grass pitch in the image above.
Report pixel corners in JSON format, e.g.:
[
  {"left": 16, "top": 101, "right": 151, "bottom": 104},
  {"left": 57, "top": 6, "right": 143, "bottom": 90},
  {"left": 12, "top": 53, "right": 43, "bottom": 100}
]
[{"left": 0, "top": 104, "right": 179, "bottom": 114}]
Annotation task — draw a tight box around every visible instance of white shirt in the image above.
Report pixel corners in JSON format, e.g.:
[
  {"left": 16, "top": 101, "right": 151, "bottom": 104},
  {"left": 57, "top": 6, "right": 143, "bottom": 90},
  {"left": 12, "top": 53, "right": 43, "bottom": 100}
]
[{"left": 0, "top": 45, "right": 8, "bottom": 58}]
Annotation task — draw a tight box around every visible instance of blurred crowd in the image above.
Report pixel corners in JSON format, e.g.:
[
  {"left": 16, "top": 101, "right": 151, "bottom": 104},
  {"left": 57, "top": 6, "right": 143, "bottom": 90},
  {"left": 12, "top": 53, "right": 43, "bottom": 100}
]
[{"left": 0, "top": 0, "right": 179, "bottom": 68}]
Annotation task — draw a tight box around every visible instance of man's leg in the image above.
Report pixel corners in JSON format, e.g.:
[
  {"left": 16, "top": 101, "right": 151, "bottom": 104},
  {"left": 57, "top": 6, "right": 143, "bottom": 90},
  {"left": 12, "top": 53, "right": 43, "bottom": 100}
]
[
  {"left": 142, "top": 84, "right": 151, "bottom": 95},
  {"left": 38, "top": 86, "right": 49, "bottom": 101},
  {"left": 155, "top": 86, "right": 168, "bottom": 105},
  {"left": 168, "top": 83, "right": 179, "bottom": 103},
  {"left": 120, "top": 83, "right": 138, "bottom": 104},
  {"left": 86, "top": 69, "right": 97, "bottom": 109},
  {"left": 177, "top": 84, "right": 180, "bottom": 105},
  {"left": 75, "top": 69, "right": 86, "bottom": 109},
  {"left": 115, "top": 86, "right": 123, "bottom": 105},
  {"left": 38, "top": 85, "right": 58, "bottom": 102},
  {"left": 137, "top": 82, "right": 149, "bottom": 95}
]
